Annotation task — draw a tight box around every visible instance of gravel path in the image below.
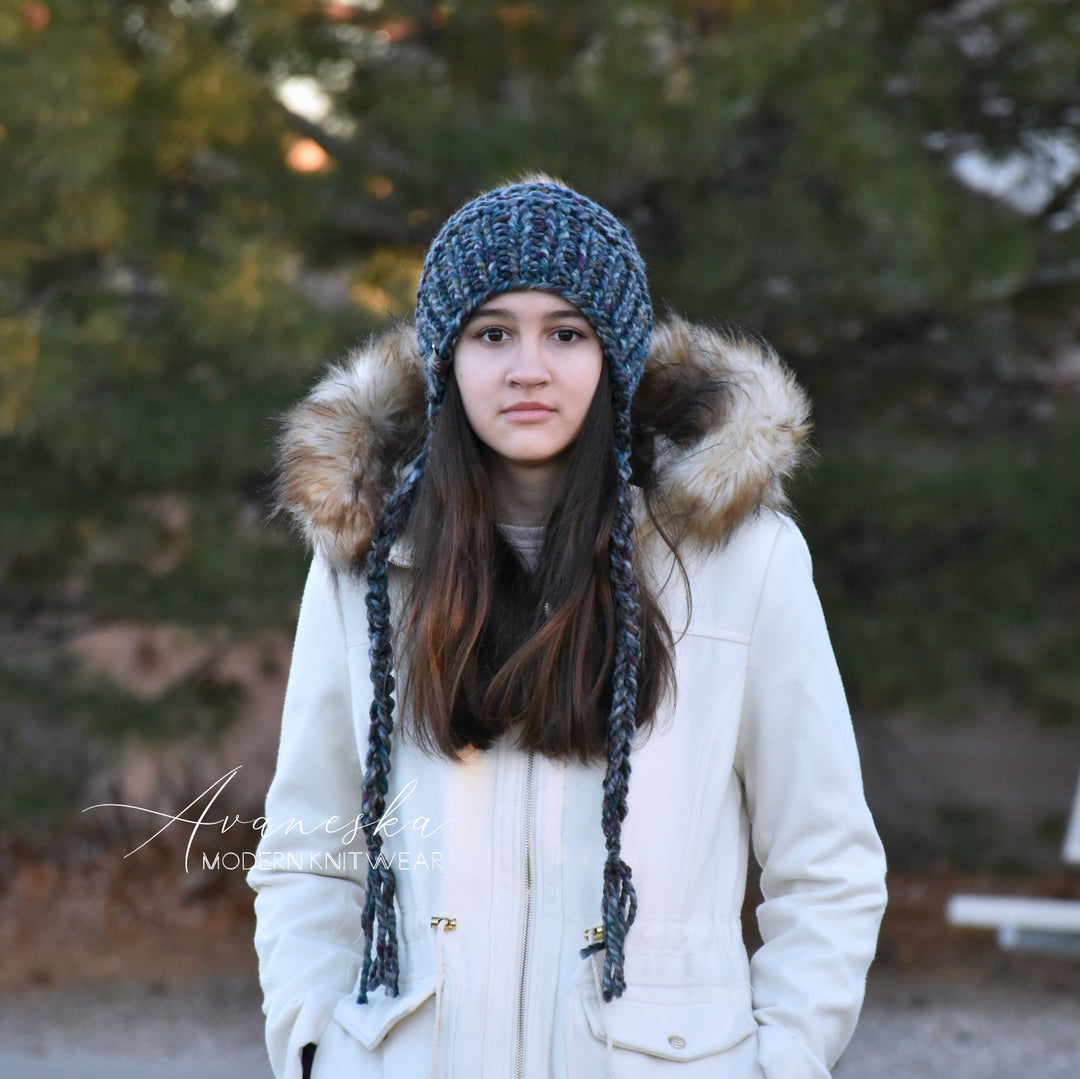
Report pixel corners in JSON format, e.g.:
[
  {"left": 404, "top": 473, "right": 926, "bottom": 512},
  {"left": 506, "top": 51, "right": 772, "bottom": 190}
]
[
  {"left": 836, "top": 966, "right": 1080, "bottom": 1079},
  {"left": 0, "top": 975, "right": 271, "bottom": 1079},
  {"left": 2, "top": 961, "right": 1079, "bottom": 1078}
]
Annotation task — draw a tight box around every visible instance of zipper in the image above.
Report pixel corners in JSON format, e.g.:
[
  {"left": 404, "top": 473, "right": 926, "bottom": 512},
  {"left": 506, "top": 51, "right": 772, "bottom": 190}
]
[{"left": 513, "top": 749, "right": 536, "bottom": 1079}]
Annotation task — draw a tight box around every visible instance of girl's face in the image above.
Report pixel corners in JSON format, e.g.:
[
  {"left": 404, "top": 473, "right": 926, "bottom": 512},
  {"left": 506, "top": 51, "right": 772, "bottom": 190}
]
[{"left": 453, "top": 290, "right": 603, "bottom": 481}]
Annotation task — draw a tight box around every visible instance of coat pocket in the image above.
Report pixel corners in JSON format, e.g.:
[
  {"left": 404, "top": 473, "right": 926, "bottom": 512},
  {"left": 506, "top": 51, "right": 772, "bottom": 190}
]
[
  {"left": 331, "top": 980, "right": 438, "bottom": 1049},
  {"left": 568, "top": 975, "right": 760, "bottom": 1077},
  {"left": 311, "top": 977, "right": 453, "bottom": 1078}
]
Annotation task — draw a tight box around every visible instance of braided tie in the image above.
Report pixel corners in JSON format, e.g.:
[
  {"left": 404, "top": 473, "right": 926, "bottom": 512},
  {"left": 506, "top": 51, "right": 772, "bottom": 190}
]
[
  {"left": 364, "top": 177, "right": 653, "bottom": 1006},
  {"left": 593, "top": 386, "right": 643, "bottom": 1001},
  {"left": 357, "top": 453, "right": 427, "bottom": 1002}
]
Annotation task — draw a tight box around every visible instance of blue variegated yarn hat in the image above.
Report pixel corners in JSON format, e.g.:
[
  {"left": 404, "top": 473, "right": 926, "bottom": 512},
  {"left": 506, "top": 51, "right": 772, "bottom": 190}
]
[{"left": 358, "top": 177, "right": 652, "bottom": 1005}]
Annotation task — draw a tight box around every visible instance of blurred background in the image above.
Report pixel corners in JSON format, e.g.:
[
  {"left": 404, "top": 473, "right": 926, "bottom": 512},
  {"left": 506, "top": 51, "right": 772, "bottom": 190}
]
[{"left": 1, "top": 0, "right": 1079, "bottom": 1074}]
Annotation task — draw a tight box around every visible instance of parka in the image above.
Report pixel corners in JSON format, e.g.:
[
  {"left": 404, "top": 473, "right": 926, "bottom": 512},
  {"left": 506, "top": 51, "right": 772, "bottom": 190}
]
[{"left": 248, "top": 317, "right": 888, "bottom": 1079}]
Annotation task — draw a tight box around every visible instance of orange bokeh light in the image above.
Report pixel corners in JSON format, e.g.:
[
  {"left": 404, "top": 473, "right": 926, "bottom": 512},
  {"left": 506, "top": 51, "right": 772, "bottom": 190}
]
[
  {"left": 285, "top": 137, "right": 332, "bottom": 174},
  {"left": 23, "top": 2, "right": 52, "bottom": 32}
]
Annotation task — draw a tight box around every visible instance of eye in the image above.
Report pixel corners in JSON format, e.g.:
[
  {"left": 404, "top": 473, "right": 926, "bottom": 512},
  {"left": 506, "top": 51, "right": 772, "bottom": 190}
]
[
  {"left": 476, "top": 326, "right": 509, "bottom": 344},
  {"left": 552, "top": 327, "right": 585, "bottom": 343}
]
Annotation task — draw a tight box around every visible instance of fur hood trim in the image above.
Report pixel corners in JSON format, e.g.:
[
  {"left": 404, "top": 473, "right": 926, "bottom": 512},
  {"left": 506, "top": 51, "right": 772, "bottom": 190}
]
[{"left": 276, "top": 319, "right": 811, "bottom": 570}]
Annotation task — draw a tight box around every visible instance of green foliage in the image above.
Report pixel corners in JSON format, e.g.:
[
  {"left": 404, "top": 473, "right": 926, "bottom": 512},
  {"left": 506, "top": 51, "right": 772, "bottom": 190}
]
[
  {"left": 0, "top": 634, "right": 265, "bottom": 834},
  {"left": 1, "top": 0, "right": 1079, "bottom": 843},
  {"left": 800, "top": 402, "right": 1080, "bottom": 722}
]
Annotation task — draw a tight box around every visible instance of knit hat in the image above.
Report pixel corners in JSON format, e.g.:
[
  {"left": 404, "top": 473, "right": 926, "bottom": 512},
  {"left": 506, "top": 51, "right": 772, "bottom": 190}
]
[
  {"left": 358, "top": 177, "right": 652, "bottom": 1005},
  {"left": 415, "top": 178, "right": 653, "bottom": 416}
]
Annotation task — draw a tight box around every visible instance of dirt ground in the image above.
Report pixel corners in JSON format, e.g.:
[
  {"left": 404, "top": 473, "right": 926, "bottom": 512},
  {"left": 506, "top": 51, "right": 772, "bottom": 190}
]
[{"left": 2, "top": 851, "right": 1080, "bottom": 1078}]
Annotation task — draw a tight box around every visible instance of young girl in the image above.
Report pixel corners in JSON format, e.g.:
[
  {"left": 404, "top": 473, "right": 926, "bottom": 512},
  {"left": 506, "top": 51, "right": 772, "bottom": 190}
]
[{"left": 249, "top": 177, "right": 886, "bottom": 1079}]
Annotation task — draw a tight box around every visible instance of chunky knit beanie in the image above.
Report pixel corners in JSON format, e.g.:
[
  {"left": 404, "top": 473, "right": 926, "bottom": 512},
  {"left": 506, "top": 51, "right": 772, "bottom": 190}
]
[{"left": 358, "top": 177, "right": 652, "bottom": 1005}]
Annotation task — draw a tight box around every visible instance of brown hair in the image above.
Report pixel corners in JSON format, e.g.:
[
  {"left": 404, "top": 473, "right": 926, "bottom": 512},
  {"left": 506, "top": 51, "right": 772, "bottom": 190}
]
[{"left": 399, "top": 367, "right": 678, "bottom": 762}]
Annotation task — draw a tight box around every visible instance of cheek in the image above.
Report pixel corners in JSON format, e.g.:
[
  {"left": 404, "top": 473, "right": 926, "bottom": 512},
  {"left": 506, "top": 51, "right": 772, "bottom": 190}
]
[
  {"left": 453, "top": 358, "right": 478, "bottom": 406},
  {"left": 452, "top": 361, "right": 493, "bottom": 431},
  {"left": 572, "top": 359, "right": 604, "bottom": 417}
]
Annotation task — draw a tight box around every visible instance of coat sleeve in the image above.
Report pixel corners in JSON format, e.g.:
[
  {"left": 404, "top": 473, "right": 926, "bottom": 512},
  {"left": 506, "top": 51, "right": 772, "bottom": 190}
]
[
  {"left": 247, "top": 555, "right": 367, "bottom": 1079},
  {"left": 735, "top": 518, "right": 887, "bottom": 1079}
]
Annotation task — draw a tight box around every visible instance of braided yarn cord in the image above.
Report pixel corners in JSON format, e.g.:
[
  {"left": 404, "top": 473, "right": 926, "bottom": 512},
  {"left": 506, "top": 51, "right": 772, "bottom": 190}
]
[
  {"left": 596, "top": 374, "right": 643, "bottom": 1001},
  {"left": 359, "top": 177, "right": 652, "bottom": 1004},
  {"left": 356, "top": 452, "right": 427, "bottom": 1002}
]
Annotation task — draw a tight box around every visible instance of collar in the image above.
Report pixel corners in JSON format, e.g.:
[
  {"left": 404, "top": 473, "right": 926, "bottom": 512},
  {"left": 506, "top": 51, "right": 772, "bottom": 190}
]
[{"left": 275, "top": 319, "right": 810, "bottom": 571}]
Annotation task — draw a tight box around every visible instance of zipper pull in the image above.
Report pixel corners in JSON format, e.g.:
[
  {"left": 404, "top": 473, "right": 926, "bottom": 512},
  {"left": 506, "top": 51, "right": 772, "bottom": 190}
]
[{"left": 430, "top": 915, "right": 458, "bottom": 931}]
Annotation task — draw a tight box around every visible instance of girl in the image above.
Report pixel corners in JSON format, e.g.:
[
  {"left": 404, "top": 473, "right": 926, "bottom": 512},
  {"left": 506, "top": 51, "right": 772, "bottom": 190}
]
[{"left": 249, "top": 177, "right": 886, "bottom": 1079}]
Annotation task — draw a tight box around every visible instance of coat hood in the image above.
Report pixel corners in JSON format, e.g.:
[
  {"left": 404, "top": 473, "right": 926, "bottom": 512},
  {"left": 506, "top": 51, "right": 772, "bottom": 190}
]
[{"left": 275, "top": 319, "right": 811, "bottom": 570}]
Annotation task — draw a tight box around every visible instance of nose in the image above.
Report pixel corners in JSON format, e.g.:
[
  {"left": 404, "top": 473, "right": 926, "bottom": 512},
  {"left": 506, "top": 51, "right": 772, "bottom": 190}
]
[{"left": 506, "top": 336, "right": 550, "bottom": 388}]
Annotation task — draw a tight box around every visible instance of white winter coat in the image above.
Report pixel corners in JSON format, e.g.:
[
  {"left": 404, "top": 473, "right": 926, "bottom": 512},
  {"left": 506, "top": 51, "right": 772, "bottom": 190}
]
[{"left": 248, "top": 320, "right": 887, "bottom": 1079}]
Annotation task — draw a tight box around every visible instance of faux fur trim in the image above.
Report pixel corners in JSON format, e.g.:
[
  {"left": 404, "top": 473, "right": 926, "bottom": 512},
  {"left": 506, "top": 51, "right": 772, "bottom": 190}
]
[
  {"left": 275, "top": 318, "right": 810, "bottom": 569},
  {"left": 275, "top": 325, "right": 426, "bottom": 569},
  {"left": 639, "top": 318, "right": 810, "bottom": 549}
]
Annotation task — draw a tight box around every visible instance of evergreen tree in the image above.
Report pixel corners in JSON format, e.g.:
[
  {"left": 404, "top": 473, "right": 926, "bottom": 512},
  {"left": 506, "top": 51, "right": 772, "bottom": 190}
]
[{"left": 1, "top": 0, "right": 1078, "bottom": 841}]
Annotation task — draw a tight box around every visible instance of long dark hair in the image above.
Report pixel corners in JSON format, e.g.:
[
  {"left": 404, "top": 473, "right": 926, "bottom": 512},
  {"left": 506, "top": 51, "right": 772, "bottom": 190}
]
[{"left": 399, "top": 365, "right": 676, "bottom": 762}]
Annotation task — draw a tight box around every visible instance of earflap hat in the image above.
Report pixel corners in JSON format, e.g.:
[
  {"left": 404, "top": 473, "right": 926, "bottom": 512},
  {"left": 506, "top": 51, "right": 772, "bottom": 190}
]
[
  {"left": 415, "top": 177, "right": 652, "bottom": 416},
  {"left": 359, "top": 176, "right": 652, "bottom": 1005}
]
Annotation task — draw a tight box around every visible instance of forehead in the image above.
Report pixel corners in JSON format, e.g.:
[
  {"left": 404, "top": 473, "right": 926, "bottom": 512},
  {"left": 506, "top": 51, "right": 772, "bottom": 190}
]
[{"left": 468, "top": 289, "right": 589, "bottom": 321}]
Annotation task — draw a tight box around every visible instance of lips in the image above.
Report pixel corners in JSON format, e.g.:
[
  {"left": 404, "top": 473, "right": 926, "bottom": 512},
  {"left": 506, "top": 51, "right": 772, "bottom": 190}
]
[{"left": 502, "top": 401, "right": 555, "bottom": 420}]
